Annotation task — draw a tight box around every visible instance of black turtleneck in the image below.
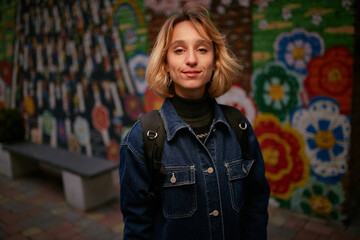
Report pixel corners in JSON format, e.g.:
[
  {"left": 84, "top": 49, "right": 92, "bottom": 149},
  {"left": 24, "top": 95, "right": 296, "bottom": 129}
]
[{"left": 170, "top": 93, "right": 214, "bottom": 142}]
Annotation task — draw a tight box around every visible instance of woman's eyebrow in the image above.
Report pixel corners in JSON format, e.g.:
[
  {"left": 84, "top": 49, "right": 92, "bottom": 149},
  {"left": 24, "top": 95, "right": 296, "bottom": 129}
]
[{"left": 169, "top": 39, "right": 212, "bottom": 48}]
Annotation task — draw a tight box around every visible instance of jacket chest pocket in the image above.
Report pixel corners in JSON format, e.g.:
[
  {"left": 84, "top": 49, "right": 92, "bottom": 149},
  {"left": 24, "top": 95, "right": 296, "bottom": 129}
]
[
  {"left": 162, "top": 166, "right": 197, "bottom": 219},
  {"left": 225, "top": 159, "right": 254, "bottom": 212}
]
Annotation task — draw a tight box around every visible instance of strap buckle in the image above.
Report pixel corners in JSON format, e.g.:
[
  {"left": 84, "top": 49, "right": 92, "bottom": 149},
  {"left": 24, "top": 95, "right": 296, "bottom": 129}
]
[
  {"left": 146, "top": 130, "right": 158, "bottom": 140},
  {"left": 239, "top": 122, "right": 247, "bottom": 130}
]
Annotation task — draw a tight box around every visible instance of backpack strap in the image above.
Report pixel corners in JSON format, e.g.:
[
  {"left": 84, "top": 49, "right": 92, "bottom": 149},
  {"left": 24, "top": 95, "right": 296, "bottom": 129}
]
[
  {"left": 219, "top": 104, "right": 253, "bottom": 161},
  {"left": 139, "top": 110, "right": 166, "bottom": 199}
]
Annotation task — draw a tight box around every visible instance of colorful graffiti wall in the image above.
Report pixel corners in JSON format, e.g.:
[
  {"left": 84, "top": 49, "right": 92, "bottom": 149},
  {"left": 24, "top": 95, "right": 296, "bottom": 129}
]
[
  {"left": 251, "top": 0, "right": 354, "bottom": 221},
  {"left": 0, "top": 0, "right": 17, "bottom": 108},
  {"left": 14, "top": 0, "right": 150, "bottom": 161},
  {"left": 11, "top": 0, "right": 253, "bottom": 162},
  {"left": 1, "top": 0, "right": 355, "bottom": 222}
]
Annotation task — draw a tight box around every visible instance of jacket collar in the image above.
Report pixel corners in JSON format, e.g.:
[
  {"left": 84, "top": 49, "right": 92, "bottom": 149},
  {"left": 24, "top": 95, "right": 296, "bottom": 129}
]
[{"left": 159, "top": 98, "right": 232, "bottom": 141}]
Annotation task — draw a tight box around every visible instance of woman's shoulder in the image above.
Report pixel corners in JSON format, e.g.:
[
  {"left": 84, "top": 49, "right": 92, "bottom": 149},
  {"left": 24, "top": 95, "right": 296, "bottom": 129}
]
[{"left": 121, "top": 120, "right": 144, "bottom": 154}]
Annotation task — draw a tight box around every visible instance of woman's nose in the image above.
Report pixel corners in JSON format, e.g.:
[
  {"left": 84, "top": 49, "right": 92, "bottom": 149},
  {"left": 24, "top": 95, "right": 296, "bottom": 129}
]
[{"left": 186, "top": 51, "right": 197, "bottom": 66}]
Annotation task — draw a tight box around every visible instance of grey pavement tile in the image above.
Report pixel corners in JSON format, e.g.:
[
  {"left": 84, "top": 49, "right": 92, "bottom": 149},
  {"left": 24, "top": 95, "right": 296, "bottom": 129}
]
[
  {"left": 42, "top": 202, "right": 61, "bottom": 211},
  {"left": 18, "top": 216, "right": 35, "bottom": 228},
  {"left": 268, "top": 224, "right": 297, "bottom": 240},
  {"left": 19, "top": 211, "right": 61, "bottom": 229},
  {"left": 96, "top": 205, "right": 118, "bottom": 215},
  {"left": 61, "top": 210, "right": 84, "bottom": 223},
  {"left": 0, "top": 179, "right": 11, "bottom": 187},
  {"left": 71, "top": 217, "right": 93, "bottom": 228},
  {"left": 1, "top": 200, "right": 33, "bottom": 213},
  {"left": 12, "top": 182, "right": 39, "bottom": 195},
  {"left": 37, "top": 217, "right": 63, "bottom": 229},
  {"left": 80, "top": 222, "right": 110, "bottom": 239},
  {"left": 86, "top": 230, "right": 119, "bottom": 240}
]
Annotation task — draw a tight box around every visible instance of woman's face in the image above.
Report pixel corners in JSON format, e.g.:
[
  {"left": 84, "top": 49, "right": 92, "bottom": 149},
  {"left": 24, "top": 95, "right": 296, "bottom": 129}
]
[{"left": 166, "top": 21, "right": 215, "bottom": 99}]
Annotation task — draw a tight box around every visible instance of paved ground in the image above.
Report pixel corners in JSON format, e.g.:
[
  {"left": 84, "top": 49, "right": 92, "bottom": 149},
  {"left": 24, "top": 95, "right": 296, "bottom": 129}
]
[{"left": 0, "top": 170, "right": 359, "bottom": 240}]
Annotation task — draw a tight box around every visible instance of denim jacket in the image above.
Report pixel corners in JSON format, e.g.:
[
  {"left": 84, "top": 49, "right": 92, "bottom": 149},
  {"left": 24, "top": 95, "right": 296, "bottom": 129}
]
[{"left": 119, "top": 98, "right": 270, "bottom": 240}]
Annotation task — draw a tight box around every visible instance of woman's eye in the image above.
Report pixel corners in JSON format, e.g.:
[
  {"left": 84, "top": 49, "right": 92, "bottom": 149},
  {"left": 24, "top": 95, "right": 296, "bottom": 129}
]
[
  {"left": 198, "top": 48, "right": 208, "bottom": 53},
  {"left": 174, "top": 48, "right": 184, "bottom": 54}
]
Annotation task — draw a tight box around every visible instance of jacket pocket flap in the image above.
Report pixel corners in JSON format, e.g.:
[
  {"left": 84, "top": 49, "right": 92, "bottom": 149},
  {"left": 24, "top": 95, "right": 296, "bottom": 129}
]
[
  {"left": 225, "top": 160, "right": 255, "bottom": 181},
  {"left": 163, "top": 166, "right": 196, "bottom": 187}
]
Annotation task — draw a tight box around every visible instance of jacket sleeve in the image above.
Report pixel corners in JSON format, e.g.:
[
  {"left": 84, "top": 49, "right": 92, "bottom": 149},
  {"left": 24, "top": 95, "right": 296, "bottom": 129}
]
[
  {"left": 242, "top": 122, "right": 270, "bottom": 240},
  {"left": 119, "top": 122, "right": 155, "bottom": 240}
]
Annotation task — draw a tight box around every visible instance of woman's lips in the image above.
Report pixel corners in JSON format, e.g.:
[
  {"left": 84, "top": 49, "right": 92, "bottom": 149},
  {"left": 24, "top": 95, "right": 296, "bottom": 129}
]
[{"left": 183, "top": 71, "right": 201, "bottom": 78}]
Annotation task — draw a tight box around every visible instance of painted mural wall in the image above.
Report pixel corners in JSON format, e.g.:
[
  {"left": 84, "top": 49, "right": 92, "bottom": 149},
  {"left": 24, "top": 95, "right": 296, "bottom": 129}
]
[
  {"left": 14, "top": 0, "right": 151, "bottom": 161},
  {"left": 10, "top": 0, "right": 254, "bottom": 161},
  {"left": 1, "top": 0, "right": 355, "bottom": 223},
  {"left": 0, "top": 0, "right": 17, "bottom": 108},
  {"left": 251, "top": 0, "right": 353, "bottom": 222}
]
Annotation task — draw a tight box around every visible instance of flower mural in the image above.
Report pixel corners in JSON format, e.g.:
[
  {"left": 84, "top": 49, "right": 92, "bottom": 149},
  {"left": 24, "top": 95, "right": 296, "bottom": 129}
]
[
  {"left": 144, "top": 0, "right": 210, "bottom": 14},
  {"left": 144, "top": 88, "right": 164, "bottom": 113},
  {"left": 304, "top": 46, "right": 353, "bottom": 115},
  {"left": 57, "top": 119, "right": 67, "bottom": 143},
  {"left": 291, "top": 176, "right": 345, "bottom": 221},
  {"left": 106, "top": 140, "right": 120, "bottom": 163},
  {"left": 251, "top": 62, "right": 302, "bottom": 122},
  {"left": 253, "top": 114, "right": 310, "bottom": 200},
  {"left": 67, "top": 133, "right": 81, "bottom": 153},
  {"left": 124, "top": 94, "right": 143, "bottom": 120},
  {"left": 74, "top": 116, "right": 90, "bottom": 146},
  {"left": 30, "top": 128, "right": 42, "bottom": 144},
  {"left": 43, "top": 111, "right": 54, "bottom": 136},
  {"left": 92, "top": 105, "right": 111, "bottom": 132},
  {"left": 0, "top": 60, "right": 12, "bottom": 85},
  {"left": 128, "top": 53, "right": 149, "bottom": 95},
  {"left": 217, "top": 84, "right": 257, "bottom": 124},
  {"left": 274, "top": 28, "right": 324, "bottom": 75},
  {"left": 290, "top": 97, "right": 350, "bottom": 185},
  {"left": 24, "top": 95, "right": 35, "bottom": 116},
  {"left": 0, "top": 80, "right": 5, "bottom": 105}
]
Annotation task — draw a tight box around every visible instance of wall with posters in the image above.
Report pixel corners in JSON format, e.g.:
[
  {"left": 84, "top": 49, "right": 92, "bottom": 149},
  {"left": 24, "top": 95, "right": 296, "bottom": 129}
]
[
  {"left": 250, "top": 0, "right": 354, "bottom": 222},
  {"left": 0, "top": 0, "right": 356, "bottom": 223}
]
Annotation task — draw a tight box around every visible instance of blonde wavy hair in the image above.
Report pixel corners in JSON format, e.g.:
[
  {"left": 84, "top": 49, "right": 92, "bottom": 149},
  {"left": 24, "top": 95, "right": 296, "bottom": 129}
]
[{"left": 145, "top": 2, "right": 242, "bottom": 99}]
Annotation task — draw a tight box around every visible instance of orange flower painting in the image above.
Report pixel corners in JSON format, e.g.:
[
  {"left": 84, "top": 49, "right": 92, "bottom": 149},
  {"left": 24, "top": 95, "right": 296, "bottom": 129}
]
[
  {"left": 254, "top": 114, "right": 310, "bottom": 200},
  {"left": 304, "top": 46, "right": 353, "bottom": 115}
]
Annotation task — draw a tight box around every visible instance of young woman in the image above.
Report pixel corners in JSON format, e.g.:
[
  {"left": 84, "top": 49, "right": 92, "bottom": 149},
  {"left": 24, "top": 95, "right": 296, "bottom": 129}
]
[{"left": 119, "top": 3, "right": 270, "bottom": 239}]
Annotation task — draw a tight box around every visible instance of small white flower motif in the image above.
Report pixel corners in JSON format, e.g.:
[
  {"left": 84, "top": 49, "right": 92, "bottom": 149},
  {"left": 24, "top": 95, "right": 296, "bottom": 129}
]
[
  {"left": 238, "top": 0, "right": 250, "bottom": 7},
  {"left": 217, "top": 5, "right": 226, "bottom": 15},
  {"left": 256, "top": 0, "right": 271, "bottom": 12},
  {"left": 342, "top": 0, "right": 352, "bottom": 10},
  {"left": 221, "top": 0, "right": 232, "bottom": 6},
  {"left": 258, "top": 19, "right": 268, "bottom": 30},
  {"left": 282, "top": 8, "right": 292, "bottom": 21},
  {"left": 311, "top": 14, "right": 322, "bottom": 26}
]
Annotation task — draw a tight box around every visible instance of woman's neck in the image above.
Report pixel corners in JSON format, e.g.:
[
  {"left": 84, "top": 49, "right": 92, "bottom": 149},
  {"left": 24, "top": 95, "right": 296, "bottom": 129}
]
[{"left": 171, "top": 92, "right": 212, "bottom": 119}]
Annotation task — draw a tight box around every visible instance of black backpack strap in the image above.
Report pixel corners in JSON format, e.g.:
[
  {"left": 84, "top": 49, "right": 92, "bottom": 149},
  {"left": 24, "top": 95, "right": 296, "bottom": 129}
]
[
  {"left": 219, "top": 104, "right": 253, "bottom": 161},
  {"left": 139, "top": 110, "right": 166, "bottom": 199}
]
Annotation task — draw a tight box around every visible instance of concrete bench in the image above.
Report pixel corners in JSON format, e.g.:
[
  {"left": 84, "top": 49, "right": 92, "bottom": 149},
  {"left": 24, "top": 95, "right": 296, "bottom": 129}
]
[{"left": 0, "top": 142, "right": 119, "bottom": 211}]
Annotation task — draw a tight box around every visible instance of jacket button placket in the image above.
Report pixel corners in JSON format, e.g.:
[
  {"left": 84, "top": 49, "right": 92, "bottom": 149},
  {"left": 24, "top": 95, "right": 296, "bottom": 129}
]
[{"left": 200, "top": 135, "right": 224, "bottom": 240}]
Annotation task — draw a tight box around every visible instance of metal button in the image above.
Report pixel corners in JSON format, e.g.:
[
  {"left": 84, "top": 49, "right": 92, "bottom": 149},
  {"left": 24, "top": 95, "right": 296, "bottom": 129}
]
[
  {"left": 211, "top": 210, "right": 219, "bottom": 216},
  {"left": 170, "top": 173, "right": 176, "bottom": 184},
  {"left": 242, "top": 165, "right": 247, "bottom": 174},
  {"left": 207, "top": 167, "right": 214, "bottom": 174}
]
